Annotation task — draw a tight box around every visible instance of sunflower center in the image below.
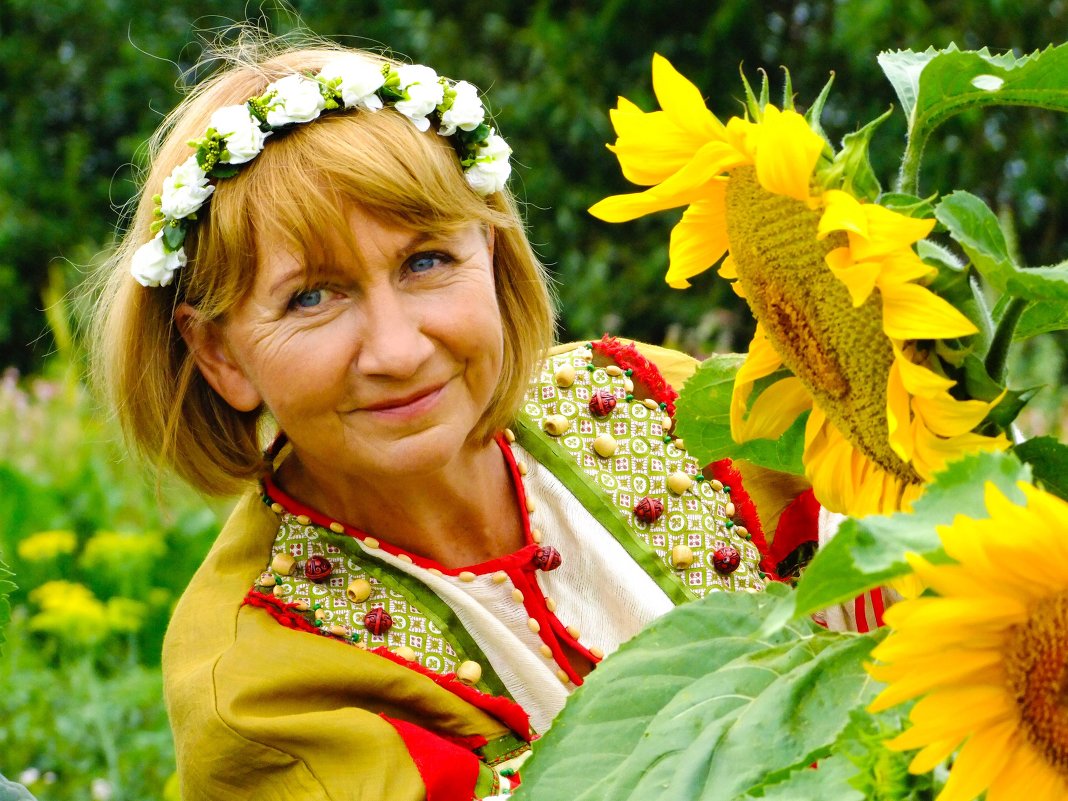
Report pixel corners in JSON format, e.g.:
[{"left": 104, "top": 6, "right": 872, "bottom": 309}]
[
  {"left": 1005, "top": 592, "right": 1068, "bottom": 776},
  {"left": 724, "top": 165, "right": 921, "bottom": 486}
]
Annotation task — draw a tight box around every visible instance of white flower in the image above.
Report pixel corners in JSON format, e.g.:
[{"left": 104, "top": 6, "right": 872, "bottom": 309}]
[
  {"left": 91, "top": 778, "right": 114, "bottom": 801},
  {"left": 209, "top": 104, "right": 268, "bottom": 164},
  {"left": 465, "top": 132, "right": 512, "bottom": 195},
  {"left": 265, "top": 74, "right": 327, "bottom": 126},
  {"left": 131, "top": 232, "right": 187, "bottom": 287},
  {"left": 159, "top": 156, "right": 214, "bottom": 219},
  {"left": 438, "top": 80, "right": 485, "bottom": 136},
  {"left": 319, "top": 57, "right": 385, "bottom": 111},
  {"left": 394, "top": 64, "right": 444, "bottom": 132}
]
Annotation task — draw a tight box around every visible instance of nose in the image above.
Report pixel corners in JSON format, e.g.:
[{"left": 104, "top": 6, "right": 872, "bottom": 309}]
[{"left": 354, "top": 284, "right": 435, "bottom": 379}]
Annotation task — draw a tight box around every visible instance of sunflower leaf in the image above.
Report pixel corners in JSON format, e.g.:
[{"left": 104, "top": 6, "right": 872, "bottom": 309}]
[
  {"left": 1014, "top": 298, "right": 1068, "bottom": 339},
  {"left": 674, "top": 354, "right": 806, "bottom": 476},
  {"left": 516, "top": 584, "right": 881, "bottom": 801},
  {"left": 818, "top": 107, "right": 892, "bottom": 201},
  {"left": 740, "top": 755, "right": 863, "bottom": 801},
  {"left": 936, "top": 190, "right": 1068, "bottom": 300},
  {"left": 1013, "top": 436, "right": 1068, "bottom": 502},
  {"left": 788, "top": 450, "right": 1031, "bottom": 622}
]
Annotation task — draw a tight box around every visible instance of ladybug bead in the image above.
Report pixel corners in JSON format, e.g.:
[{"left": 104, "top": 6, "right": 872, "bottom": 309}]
[
  {"left": 363, "top": 607, "right": 393, "bottom": 637},
  {"left": 633, "top": 496, "right": 664, "bottom": 524},
  {"left": 588, "top": 390, "right": 617, "bottom": 418},
  {"left": 532, "top": 545, "right": 563, "bottom": 572},
  {"left": 713, "top": 546, "right": 741, "bottom": 575},
  {"left": 303, "top": 555, "right": 333, "bottom": 582}
]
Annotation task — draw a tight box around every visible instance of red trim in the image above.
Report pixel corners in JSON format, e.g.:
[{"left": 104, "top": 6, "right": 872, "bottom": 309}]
[
  {"left": 767, "top": 489, "right": 821, "bottom": 569},
  {"left": 871, "top": 588, "right": 886, "bottom": 629},
  {"left": 854, "top": 595, "right": 871, "bottom": 634},
  {"left": 243, "top": 589, "right": 321, "bottom": 634},
  {"left": 709, "top": 459, "right": 777, "bottom": 580},
  {"left": 591, "top": 335, "right": 679, "bottom": 415},
  {"left": 380, "top": 714, "right": 482, "bottom": 801},
  {"left": 372, "top": 647, "right": 532, "bottom": 741}
]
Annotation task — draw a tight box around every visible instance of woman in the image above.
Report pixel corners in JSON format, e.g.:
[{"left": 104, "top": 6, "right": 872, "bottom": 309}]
[{"left": 94, "top": 38, "right": 785, "bottom": 801}]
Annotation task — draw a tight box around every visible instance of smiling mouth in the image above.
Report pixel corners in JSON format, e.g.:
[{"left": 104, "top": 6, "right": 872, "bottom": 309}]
[{"left": 359, "top": 383, "right": 448, "bottom": 418}]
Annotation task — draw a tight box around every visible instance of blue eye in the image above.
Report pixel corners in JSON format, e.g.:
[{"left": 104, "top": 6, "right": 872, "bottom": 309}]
[
  {"left": 409, "top": 253, "right": 444, "bottom": 274},
  {"left": 292, "top": 289, "right": 323, "bottom": 308}
]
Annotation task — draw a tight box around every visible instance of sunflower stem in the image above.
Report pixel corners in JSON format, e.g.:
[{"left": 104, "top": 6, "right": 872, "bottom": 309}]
[
  {"left": 896, "top": 133, "right": 925, "bottom": 195},
  {"left": 985, "top": 297, "right": 1029, "bottom": 384}
]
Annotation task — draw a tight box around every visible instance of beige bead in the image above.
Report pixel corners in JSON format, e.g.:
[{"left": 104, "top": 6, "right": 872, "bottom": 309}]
[
  {"left": 346, "top": 578, "right": 372, "bottom": 604},
  {"left": 503, "top": 427, "right": 516, "bottom": 443},
  {"left": 546, "top": 596, "right": 557, "bottom": 612},
  {"left": 271, "top": 553, "right": 296, "bottom": 576},
  {"left": 272, "top": 584, "right": 287, "bottom": 597},
  {"left": 671, "top": 544, "right": 695, "bottom": 569},
  {"left": 673, "top": 438, "right": 686, "bottom": 451},
  {"left": 593, "top": 433, "right": 618, "bottom": 458},
  {"left": 457, "top": 660, "right": 482, "bottom": 686},
  {"left": 364, "top": 537, "right": 380, "bottom": 549},
  {"left": 668, "top": 471, "right": 693, "bottom": 495},
  {"left": 492, "top": 571, "right": 508, "bottom": 584},
  {"left": 554, "top": 364, "right": 577, "bottom": 388},
  {"left": 531, "top": 528, "right": 543, "bottom": 544},
  {"left": 257, "top": 571, "right": 277, "bottom": 588},
  {"left": 398, "top": 553, "right": 414, "bottom": 564},
  {"left": 329, "top": 521, "right": 345, "bottom": 534},
  {"left": 623, "top": 377, "right": 634, "bottom": 393},
  {"left": 556, "top": 669, "right": 571, "bottom": 685},
  {"left": 528, "top": 618, "right": 541, "bottom": 634},
  {"left": 589, "top": 646, "right": 605, "bottom": 659},
  {"left": 296, "top": 514, "right": 311, "bottom": 526},
  {"left": 270, "top": 502, "right": 284, "bottom": 514},
  {"left": 328, "top": 625, "right": 348, "bottom": 637},
  {"left": 642, "top": 398, "right": 659, "bottom": 410},
  {"left": 661, "top": 413, "right": 673, "bottom": 430},
  {"left": 517, "top": 462, "right": 528, "bottom": 476},
  {"left": 543, "top": 414, "right": 570, "bottom": 436},
  {"left": 428, "top": 568, "right": 444, "bottom": 577},
  {"left": 314, "top": 608, "right": 328, "bottom": 621},
  {"left": 526, "top": 498, "right": 536, "bottom": 514},
  {"left": 605, "top": 365, "right": 623, "bottom": 377},
  {"left": 459, "top": 571, "right": 477, "bottom": 582},
  {"left": 539, "top": 644, "right": 553, "bottom": 659},
  {"left": 292, "top": 600, "right": 310, "bottom": 611},
  {"left": 710, "top": 479, "right": 724, "bottom": 492},
  {"left": 393, "top": 645, "right": 417, "bottom": 662},
  {"left": 725, "top": 501, "right": 737, "bottom": 518},
  {"left": 512, "top": 589, "right": 525, "bottom": 604},
  {"left": 734, "top": 525, "right": 749, "bottom": 538},
  {"left": 566, "top": 625, "right": 581, "bottom": 640}
]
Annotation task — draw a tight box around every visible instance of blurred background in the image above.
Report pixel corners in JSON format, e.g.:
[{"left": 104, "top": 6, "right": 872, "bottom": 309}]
[{"left": 1, "top": 1, "right": 1065, "bottom": 798}]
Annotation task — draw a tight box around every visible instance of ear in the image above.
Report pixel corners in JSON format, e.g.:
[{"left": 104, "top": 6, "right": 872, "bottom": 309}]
[{"left": 174, "top": 303, "right": 263, "bottom": 413}]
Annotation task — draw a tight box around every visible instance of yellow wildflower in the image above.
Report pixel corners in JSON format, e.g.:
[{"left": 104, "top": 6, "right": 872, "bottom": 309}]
[
  {"left": 17, "top": 530, "right": 77, "bottom": 562},
  {"left": 28, "top": 580, "right": 110, "bottom": 645},
  {"left": 590, "top": 55, "right": 1008, "bottom": 515},
  {"left": 868, "top": 482, "right": 1068, "bottom": 801}
]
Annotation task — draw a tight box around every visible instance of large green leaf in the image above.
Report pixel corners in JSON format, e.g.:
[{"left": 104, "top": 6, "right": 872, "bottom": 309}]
[
  {"left": 1014, "top": 437, "right": 1068, "bottom": 503},
  {"left": 674, "top": 355, "right": 807, "bottom": 476},
  {"left": 516, "top": 585, "right": 880, "bottom": 801},
  {"left": 788, "top": 450, "right": 1031, "bottom": 621},
  {"left": 741, "top": 756, "right": 862, "bottom": 801},
  {"left": 935, "top": 191, "right": 1068, "bottom": 300},
  {"left": 1015, "top": 299, "right": 1068, "bottom": 340}
]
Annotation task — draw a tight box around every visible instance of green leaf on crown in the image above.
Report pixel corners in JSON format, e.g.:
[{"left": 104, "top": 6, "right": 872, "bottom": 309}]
[
  {"left": 816, "top": 107, "right": 891, "bottom": 201},
  {"left": 515, "top": 584, "right": 880, "bottom": 801},
  {"left": 787, "top": 450, "right": 1032, "bottom": 623},
  {"left": 161, "top": 223, "right": 186, "bottom": 252},
  {"left": 674, "top": 354, "right": 807, "bottom": 476}
]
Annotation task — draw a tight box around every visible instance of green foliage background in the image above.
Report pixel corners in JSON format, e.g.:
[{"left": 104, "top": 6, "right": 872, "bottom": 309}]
[{"left": 2, "top": 0, "right": 1067, "bottom": 368}]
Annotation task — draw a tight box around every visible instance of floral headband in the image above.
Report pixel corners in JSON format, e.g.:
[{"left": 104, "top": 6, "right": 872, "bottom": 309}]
[{"left": 131, "top": 57, "right": 512, "bottom": 287}]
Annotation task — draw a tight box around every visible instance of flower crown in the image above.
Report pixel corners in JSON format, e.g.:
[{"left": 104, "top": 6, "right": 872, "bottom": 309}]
[{"left": 131, "top": 57, "right": 512, "bottom": 287}]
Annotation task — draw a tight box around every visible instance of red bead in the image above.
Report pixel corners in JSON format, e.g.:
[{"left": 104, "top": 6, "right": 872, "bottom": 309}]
[
  {"left": 633, "top": 496, "right": 664, "bottom": 524},
  {"left": 588, "top": 390, "right": 617, "bottom": 418},
  {"left": 303, "top": 555, "right": 333, "bottom": 582},
  {"left": 713, "top": 546, "right": 741, "bottom": 575},
  {"left": 363, "top": 606, "right": 393, "bottom": 636},
  {"left": 532, "top": 545, "right": 562, "bottom": 572}
]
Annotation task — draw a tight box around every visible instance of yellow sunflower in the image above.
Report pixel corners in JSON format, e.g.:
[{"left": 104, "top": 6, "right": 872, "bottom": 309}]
[
  {"left": 589, "top": 54, "right": 1008, "bottom": 516},
  {"left": 868, "top": 481, "right": 1068, "bottom": 801}
]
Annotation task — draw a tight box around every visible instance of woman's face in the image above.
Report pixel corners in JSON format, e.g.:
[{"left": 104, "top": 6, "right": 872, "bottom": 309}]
[{"left": 209, "top": 205, "right": 504, "bottom": 483}]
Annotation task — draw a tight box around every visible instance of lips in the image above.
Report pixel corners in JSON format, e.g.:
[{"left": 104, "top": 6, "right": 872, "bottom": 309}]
[{"left": 359, "top": 382, "right": 448, "bottom": 416}]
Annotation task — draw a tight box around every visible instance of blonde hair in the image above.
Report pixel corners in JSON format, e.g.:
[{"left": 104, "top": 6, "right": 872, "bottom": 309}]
[{"left": 93, "top": 39, "right": 555, "bottom": 497}]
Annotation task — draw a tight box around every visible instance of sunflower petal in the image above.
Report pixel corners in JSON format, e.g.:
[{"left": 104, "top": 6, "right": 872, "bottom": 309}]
[
  {"left": 752, "top": 106, "right": 824, "bottom": 201},
  {"left": 879, "top": 281, "right": 979, "bottom": 339},
  {"left": 665, "top": 188, "right": 729, "bottom": 288},
  {"left": 935, "top": 720, "right": 1016, "bottom": 801},
  {"left": 818, "top": 190, "right": 869, "bottom": 240},
  {"left": 651, "top": 53, "right": 727, "bottom": 140}
]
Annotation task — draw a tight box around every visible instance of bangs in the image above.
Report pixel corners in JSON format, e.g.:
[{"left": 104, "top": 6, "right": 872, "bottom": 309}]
[{"left": 184, "top": 109, "right": 513, "bottom": 312}]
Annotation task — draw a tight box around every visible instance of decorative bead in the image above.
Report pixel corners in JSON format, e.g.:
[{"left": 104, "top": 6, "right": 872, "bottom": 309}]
[
  {"left": 590, "top": 646, "right": 605, "bottom": 659},
  {"left": 528, "top": 617, "right": 541, "bottom": 633},
  {"left": 633, "top": 496, "right": 664, "bottom": 524},
  {"left": 593, "top": 433, "right": 617, "bottom": 458},
  {"left": 270, "top": 502, "right": 284, "bottom": 514},
  {"left": 623, "top": 378, "right": 634, "bottom": 393},
  {"left": 695, "top": 474, "right": 705, "bottom": 482},
  {"left": 503, "top": 427, "right": 516, "bottom": 442},
  {"left": 554, "top": 364, "right": 577, "bottom": 387},
  {"left": 663, "top": 435, "right": 672, "bottom": 443},
  {"left": 492, "top": 571, "right": 508, "bottom": 584},
  {"left": 531, "top": 528, "right": 543, "bottom": 543},
  {"left": 566, "top": 625, "right": 581, "bottom": 640},
  {"left": 458, "top": 571, "right": 477, "bottom": 582},
  {"left": 667, "top": 471, "right": 693, "bottom": 495},
  {"left": 539, "top": 644, "right": 553, "bottom": 658},
  {"left": 724, "top": 485, "right": 732, "bottom": 494},
  {"left": 671, "top": 545, "right": 695, "bottom": 569},
  {"left": 674, "top": 438, "right": 686, "bottom": 451},
  {"left": 346, "top": 578, "right": 372, "bottom": 603},
  {"left": 625, "top": 393, "right": 634, "bottom": 401},
  {"left": 329, "top": 521, "right": 345, "bottom": 533},
  {"left": 363, "top": 607, "right": 393, "bottom": 636},
  {"left": 543, "top": 414, "right": 570, "bottom": 436},
  {"left": 585, "top": 342, "right": 594, "bottom": 349},
  {"left": 292, "top": 600, "right": 310, "bottom": 611},
  {"left": 605, "top": 365, "right": 623, "bottom": 376},
  {"left": 588, "top": 390, "right": 617, "bottom": 418},
  {"left": 457, "top": 660, "right": 483, "bottom": 685},
  {"left": 724, "top": 501, "right": 737, "bottom": 518},
  {"left": 526, "top": 498, "right": 536, "bottom": 513},
  {"left": 661, "top": 413, "right": 673, "bottom": 430},
  {"left": 393, "top": 645, "right": 417, "bottom": 662},
  {"left": 296, "top": 514, "right": 311, "bottom": 526},
  {"left": 397, "top": 553, "right": 414, "bottom": 564},
  {"left": 328, "top": 624, "right": 348, "bottom": 637},
  {"left": 642, "top": 398, "right": 659, "bottom": 410},
  {"left": 725, "top": 519, "right": 734, "bottom": 529},
  {"left": 257, "top": 571, "right": 277, "bottom": 587},
  {"left": 511, "top": 588, "right": 525, "bottom": 604},
  {"left": 314, "top": 608, "right": 328, "bottom": 621},
  {"left": 428, "top": 567, "right": 444, "bottom": 577},
  {"left": 364, "top": 537, "right": 380, "bottom": 549},
  {"left": 546, "top": 596, "right": 557, "bottom": 612},
  {"left": 532, "top": 546, "right": 562, "bottom": 572},
  {"left": 517, "top": 462, "right": 528, "bottom": 476},
  {"left": 659, "top": 402, "right": 668, "bottom": 410},
  {"left": 271, "top": 553, "right": 296, "bottom": 576},
  {"left": 713, "top": 546, "right": 742, "bottom": 575},
  {"left": 556, "top": 669, "right": 571, "bottom": 685},
  {"left": 710, "top": 479, "right": 724, "bottom": 492},
  {"left": 272, "top": 584, "right": 287, "bottom": 597},
  {"left": 586, "top": 363, "right": 596, "bottom": 372},
  {"left": 624, "top": 368, "right": 633, "bottom": 376},
  {"left": 735, "top": 525, "right": 750, "bottom": 539},
  {"left": 304, "top": 555, "right": 333, "bottom": 582}
]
